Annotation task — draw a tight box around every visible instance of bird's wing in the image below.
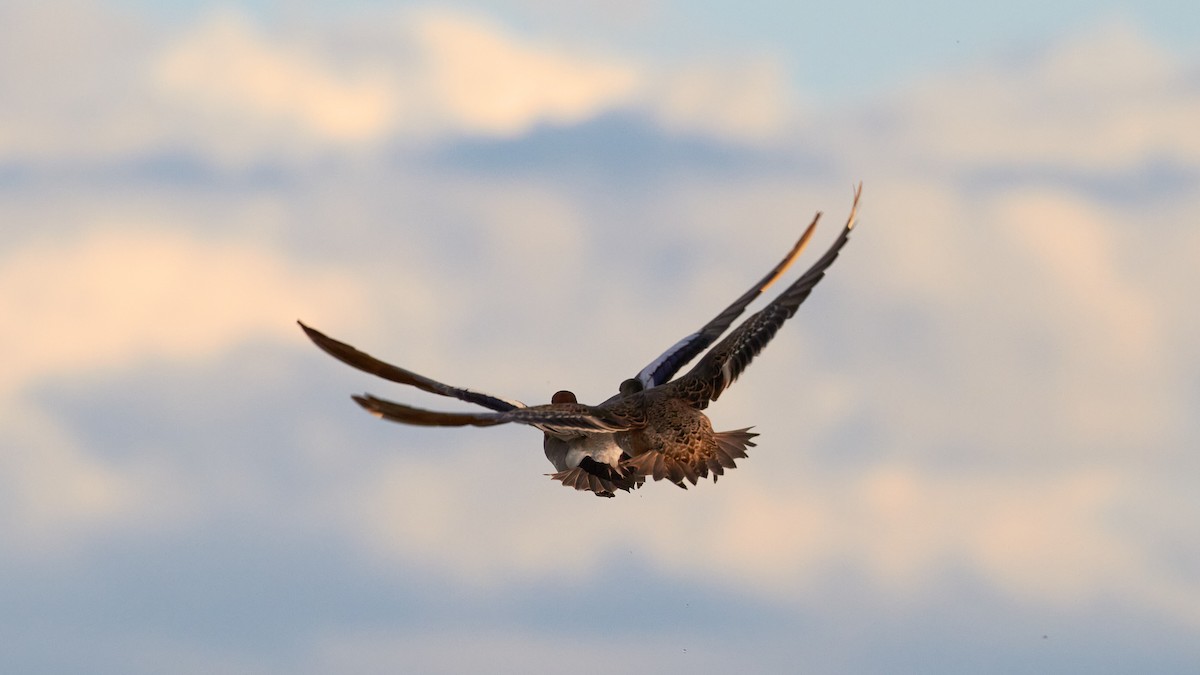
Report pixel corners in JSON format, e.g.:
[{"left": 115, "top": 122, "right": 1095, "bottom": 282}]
[
  {"left": 631, "top": 217, "right": 818, "bottom": 390},
  {"left": 674, "top": 184, "right": 861, "bottom": 408},
  {"left": 353, "top": 395, "right": 637, "bottom": 433},
  {"left": 299, "top": 321, "right": 525, "bottom": 412}
]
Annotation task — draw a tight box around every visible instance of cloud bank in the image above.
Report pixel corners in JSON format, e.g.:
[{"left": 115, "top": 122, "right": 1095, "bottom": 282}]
[{"left": 2, "top": 3, "right": 1198, "bottom": 673}]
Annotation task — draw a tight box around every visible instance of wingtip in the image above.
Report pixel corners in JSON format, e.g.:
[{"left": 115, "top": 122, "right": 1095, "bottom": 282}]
[
  {"left": 351, "top": 394, "right": 385, "bottom": 419},
  {"left": 297, "top": 320, "right": 321, "bottom": 340},
  {"left": 845, "top": 182, "right": 863, "bottom": 231},
  {"left": 796, "top": 211, "right": 821, "bottom": 251}
]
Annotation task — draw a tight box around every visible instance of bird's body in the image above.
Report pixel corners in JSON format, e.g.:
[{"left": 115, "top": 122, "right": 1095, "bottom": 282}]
[{"left": 301, "top": 185, "right": 860, "bottom": 497}]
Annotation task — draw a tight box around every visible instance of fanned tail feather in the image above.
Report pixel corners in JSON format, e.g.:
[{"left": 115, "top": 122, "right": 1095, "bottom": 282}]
[
  {"left": 622, "top": 426, "right": 757, "bottom": 489},
  {"left": 710, "top": 427, "right": 757, "bottom": 482},
  {"left": 549, "top": 459, "right": 643, "bottom": 497}
]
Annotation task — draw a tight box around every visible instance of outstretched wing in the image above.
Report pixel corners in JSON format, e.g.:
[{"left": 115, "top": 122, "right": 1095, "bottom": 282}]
[
  {"left": 353, "top": 394, "right": 636, "bottom": 433},
  {"left": 299, "top": 321, "right": 525, "bottom": 412},
  {"left": 631, "top": 216, "right": 819, "bottom": 390},
  {"left": 673, "top": 184, "right": 861, "bottom": 408}
]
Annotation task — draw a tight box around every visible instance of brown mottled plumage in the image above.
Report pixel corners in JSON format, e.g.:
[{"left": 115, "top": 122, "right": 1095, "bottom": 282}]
[{"left": 301, "top": 185, "right": 861, "bottom": 496}]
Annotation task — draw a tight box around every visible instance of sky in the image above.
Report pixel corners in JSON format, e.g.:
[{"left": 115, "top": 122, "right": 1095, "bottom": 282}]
[{"left": 2, "top": 1, "right": 1199, "bottom": 673}]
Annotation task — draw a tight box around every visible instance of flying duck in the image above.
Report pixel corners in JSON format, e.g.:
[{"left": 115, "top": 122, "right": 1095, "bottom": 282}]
[{"left": 301, "top": 185, "right": 860, "bottom": 497}]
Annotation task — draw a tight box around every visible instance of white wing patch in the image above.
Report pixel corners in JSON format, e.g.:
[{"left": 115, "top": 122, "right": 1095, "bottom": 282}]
[{"left": 636, "top": 332, "right": 700, "bottom": 388}]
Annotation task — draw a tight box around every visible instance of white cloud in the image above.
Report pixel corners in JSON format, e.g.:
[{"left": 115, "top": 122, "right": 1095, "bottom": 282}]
[
  {"left": 648, "top": 57, "right": 792, "bottom": 142},
  {"left": 314, "top": 160, "right": 1200, "bottom": 630},
  {"left": 411, "top": 11, "right": 641, "bottom": 136},
  {"left": 153, "top": 11, "right": 399, "bottom": 159},
  {"left": 3, "top": 9, "right": 1200, "bottom": 668},
  {"left": 325, "top": 371, "right": 1200, "bottom": 627},
  {"left": 0, "top": 401, "right": 148, "bottom": 554},
  {"left": 843, "top": 179, "right": 1188, "bottom": 460},
  {"left": 0, "top": 4, "right": 801, "bottom": 167},
  {"left": 0, "top": 223, "right": 370, "bottom": 550},
  {"left": 0, "top": 0, "right": 158, "bottom": 162},
  {"left": 8, "top": 7, "right": 1200, "bottom": 169},
  {"left": 993, "top": 189, "right": 1174, "bottom": 447},
  {"left": 0, "top": 227, "right": 365, "bottom": 395},
  {"left": 884, "top": 21, "right": 1200, "bottom": 169},
  {"left": 336, "top": 451, "right": 1166, "bottom": 611},
  {"left": 310, "top": 627, "right": 744, "bottom": 675},
  {"left": 0, "top": 5, "right": 645, "bottom": 163}
]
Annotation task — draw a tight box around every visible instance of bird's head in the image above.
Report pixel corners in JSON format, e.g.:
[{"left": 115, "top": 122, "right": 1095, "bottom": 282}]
[
  {"left": 618, "top": 378, "right": 644, "bottom": 397},
  {"left": 551, "top": 390, "right": 577, "bottom": 404}
]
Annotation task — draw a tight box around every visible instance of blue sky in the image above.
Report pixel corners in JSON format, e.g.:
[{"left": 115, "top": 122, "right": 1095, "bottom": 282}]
[{"left": 2, "top": 1, "right": 1199, "bottom": 673}]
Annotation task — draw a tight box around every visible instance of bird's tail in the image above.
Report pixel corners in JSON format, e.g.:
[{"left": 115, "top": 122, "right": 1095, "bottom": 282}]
[
  {"left": 710, "top": 427, "right": 757, "bottom": 481},
  {"left": 549, "top": 460, "right": 644, "bottom": 497},
  {"left": 622, "top": 426, "right": 758, "bottom": 488}
]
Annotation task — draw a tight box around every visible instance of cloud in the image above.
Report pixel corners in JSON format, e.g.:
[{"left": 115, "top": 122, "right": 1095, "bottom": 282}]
[
  {"left": 152, "top": 9, "right": 642, "bottom": 153},
  {"left": 4, "top": 8, "right": 1200, "bottom": 671},
  {"left": 994, "top": 189, "right": 1174, "bottom": 445},
  {"left": 0, "top": 227, "right": 365, "bottom": 394},
  {"left": 0, "top": 4, "right": 798, "bottom": 168},
  {"left": 648, "top": 57, "right": 792, "bottom": 142},
  {"left": 9, "top": 8, "right": 1199, "bottom": 171},
  {"left": 843, "top": 179, "right": 1187, "bottom": 460},
  {"left": 153, "top": 11, "right": 399, "bottom": 158},
  {"left": 411, "top": 12, "right": 641, "bottom": 137},
  {"left": 879, "top": 21, "right": 1200, "bottom": 169},
  {"left": 0, "top": 224, "right": 369, "bottom": 550},
  {"left": 310, "top": 627, "right": 744, "bottom": 675},
  {"left": 335, "top": 449, "right": 1164, "bottom": 612},
  {"left": 308, "top": 162, "right": 1199, "bottom": 630},
  {"left": 0, "top": 401, "right": 146, "bottom": 554},
  {"left": 191, "top": 9, "right": 790, "bottom": 145},
  {"left": 0, "top": 0, "right": 158, "bottom": 162}
]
